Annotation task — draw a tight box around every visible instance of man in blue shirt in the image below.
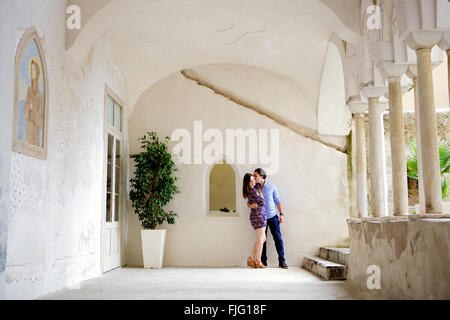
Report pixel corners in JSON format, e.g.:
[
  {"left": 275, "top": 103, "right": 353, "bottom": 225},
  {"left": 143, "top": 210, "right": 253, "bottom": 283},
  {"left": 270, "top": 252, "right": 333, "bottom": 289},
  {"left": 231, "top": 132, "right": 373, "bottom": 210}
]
[{"left": 248, "top": 168, "right": 288, "bottom": 268}]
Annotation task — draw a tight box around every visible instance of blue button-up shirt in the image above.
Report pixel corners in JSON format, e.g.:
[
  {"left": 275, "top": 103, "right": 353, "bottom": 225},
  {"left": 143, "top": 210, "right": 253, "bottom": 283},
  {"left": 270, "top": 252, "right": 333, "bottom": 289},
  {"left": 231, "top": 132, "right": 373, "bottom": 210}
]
[{"left": 255, "top": 180, "right": 281, "bottom": 219}]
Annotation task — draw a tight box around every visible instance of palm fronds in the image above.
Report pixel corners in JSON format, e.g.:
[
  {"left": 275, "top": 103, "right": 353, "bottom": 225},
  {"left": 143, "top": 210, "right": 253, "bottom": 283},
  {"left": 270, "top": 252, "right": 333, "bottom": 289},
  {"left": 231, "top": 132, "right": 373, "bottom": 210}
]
[
  {"left": 407, "top": 140, "right": 450, "bottom": 200},
  {"left": 406, "top": 141, "right": 418, "bottom": 179}
]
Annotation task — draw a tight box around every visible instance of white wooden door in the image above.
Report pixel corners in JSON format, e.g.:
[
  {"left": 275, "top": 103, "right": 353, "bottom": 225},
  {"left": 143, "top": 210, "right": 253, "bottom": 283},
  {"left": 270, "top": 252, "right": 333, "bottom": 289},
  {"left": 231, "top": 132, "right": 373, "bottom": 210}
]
[{"left": 103, "top": 132, "right": 121, "bottom": 272}]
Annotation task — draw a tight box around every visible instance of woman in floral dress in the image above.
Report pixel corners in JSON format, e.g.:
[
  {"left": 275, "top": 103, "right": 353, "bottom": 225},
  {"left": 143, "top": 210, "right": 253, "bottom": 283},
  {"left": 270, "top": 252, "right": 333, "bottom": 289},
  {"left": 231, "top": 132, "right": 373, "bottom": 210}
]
[{"left": 242, "top": 173, "right": 267, "bottom": 268}]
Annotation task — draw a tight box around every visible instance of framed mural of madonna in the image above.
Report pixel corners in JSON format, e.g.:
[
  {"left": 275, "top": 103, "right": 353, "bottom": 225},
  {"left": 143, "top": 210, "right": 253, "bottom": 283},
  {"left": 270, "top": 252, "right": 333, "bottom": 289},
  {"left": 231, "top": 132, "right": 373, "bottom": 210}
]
[{"left": 12, "top": 27, "right": 49, "bottom": 160}]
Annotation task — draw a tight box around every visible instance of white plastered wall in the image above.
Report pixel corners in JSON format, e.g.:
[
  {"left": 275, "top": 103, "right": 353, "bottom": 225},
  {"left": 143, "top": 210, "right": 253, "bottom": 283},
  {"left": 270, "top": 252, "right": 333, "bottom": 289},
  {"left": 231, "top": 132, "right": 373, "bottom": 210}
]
[{"left": 0, "top": 0, "right": 129, "bottom": 299}]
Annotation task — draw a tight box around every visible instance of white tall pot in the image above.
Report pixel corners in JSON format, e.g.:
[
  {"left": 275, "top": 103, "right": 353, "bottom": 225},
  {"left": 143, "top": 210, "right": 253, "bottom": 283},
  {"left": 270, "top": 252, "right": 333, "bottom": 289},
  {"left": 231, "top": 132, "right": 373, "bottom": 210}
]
[{"left": 141, "top": 229, "right": 166, "bottom": 269}]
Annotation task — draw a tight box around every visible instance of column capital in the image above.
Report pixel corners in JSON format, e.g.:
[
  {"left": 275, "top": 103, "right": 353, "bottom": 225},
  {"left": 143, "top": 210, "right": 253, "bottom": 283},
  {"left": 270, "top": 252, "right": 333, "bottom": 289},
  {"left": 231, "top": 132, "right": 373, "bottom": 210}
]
[
  {"left": 349, "top": 101, "right": 368, "bottom": 115},
  {"left": 378, "top": 61, "right": 408, "bottom": 80},
  {"left": 405, "top": 31, "right": 443, "bottom": 51},
  {"left": 406, "top": 61, "right": 442, "bottom": 80},
  {"left": 406, "top": 64, "right": 418, "bottom": 80},
  {"left": 367, "top": 96, "right": 388, "bottom": 114},
  {"left": 361, "top": 86, "right": 388, "bottom": 99},
  {"left": 438, "top": 32, "right": 450, "bottom": 52},
  {"left": 347, "top": 95, "right": 368, "bottom": 115},
  {"left": 383, "top": 84, "right": 410, "bottom": 101}
]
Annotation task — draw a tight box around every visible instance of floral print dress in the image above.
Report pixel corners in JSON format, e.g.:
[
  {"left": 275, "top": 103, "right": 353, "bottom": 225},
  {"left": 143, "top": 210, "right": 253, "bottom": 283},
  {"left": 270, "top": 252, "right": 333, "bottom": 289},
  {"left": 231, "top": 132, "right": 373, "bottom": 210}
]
[{"left": 247, "top": 187, "right": 267, "bottom": 230}]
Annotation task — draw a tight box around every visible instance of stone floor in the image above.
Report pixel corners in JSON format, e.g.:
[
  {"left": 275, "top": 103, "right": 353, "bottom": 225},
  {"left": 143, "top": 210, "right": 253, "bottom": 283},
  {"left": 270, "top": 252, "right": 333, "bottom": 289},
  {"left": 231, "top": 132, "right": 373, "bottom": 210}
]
[{"left": 38, "top": 266, "right": 356, "bottom": 300}]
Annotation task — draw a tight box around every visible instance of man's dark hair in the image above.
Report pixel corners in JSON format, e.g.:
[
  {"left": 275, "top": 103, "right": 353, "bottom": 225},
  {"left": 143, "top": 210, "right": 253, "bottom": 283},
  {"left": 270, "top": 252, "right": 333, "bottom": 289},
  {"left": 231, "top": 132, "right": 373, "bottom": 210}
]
[{"left": 254, "top": 168, "right": 267, "bottom": 179}]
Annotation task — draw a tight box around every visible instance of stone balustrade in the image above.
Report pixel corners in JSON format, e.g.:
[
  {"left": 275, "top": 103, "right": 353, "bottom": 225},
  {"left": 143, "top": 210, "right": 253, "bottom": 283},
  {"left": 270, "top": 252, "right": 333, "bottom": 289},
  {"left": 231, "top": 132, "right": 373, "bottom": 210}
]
[{"left": 346, "top": 215, "right": 450, "bottom": 299}]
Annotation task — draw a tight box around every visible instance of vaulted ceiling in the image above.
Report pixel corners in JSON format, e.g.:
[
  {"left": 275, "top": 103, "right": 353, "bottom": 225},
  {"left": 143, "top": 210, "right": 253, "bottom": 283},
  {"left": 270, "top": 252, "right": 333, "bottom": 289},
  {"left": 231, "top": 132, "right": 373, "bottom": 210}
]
[{"left": 67, "top": 0, "right": 362, "bottom": 111}]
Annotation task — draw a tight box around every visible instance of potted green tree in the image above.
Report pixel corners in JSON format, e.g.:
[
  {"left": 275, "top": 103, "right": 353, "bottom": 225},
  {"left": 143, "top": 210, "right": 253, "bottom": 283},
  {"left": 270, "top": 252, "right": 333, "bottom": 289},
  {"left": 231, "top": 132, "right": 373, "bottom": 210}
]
[{"left": 129, "top": 132, "right": 179, "bottom": 268}]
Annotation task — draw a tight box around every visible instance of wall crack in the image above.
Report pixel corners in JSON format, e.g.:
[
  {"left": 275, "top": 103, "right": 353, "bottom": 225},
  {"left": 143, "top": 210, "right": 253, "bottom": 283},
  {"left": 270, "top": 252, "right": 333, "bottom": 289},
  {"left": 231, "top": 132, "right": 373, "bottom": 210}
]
[{"left": 180, "top": 69, "right": 346, "bottom": 153}]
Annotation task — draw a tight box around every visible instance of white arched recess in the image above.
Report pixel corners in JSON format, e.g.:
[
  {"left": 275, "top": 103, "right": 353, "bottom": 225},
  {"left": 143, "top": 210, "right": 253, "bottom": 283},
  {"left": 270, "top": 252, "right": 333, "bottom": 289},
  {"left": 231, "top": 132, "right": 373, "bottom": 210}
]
[
  {"left": 203, "top": 154, "right": 240, "bottom": 218},
  {"left": 317, "top": 38, "right": 352, "bottom": 137}
]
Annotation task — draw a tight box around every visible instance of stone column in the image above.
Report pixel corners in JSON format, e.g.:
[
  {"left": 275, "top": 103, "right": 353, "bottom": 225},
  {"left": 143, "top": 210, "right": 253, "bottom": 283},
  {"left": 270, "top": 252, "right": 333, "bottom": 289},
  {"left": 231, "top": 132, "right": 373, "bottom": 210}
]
[
  {"left": 406, "top": 66, "right": 425, "bottom": 214},
  {"left": 415, "top": 47, "right": 443, "bottom": 213},
  {"left": 362, "top": 88, "right": 389, "bottom": 217},
  {"left": 407, "top": 31, "right": 443, "bottom": 213},
  {"left": 350, "top": 100, "right": 369, "bottom": 218},
  {"left": 387, "top": 77, "right": 409, "bottom": 215}
]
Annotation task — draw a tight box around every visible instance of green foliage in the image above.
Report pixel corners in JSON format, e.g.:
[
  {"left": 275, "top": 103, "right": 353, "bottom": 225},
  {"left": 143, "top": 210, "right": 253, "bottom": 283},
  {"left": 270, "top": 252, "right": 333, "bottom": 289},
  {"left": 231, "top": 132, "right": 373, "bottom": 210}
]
[
  {"left": 407, "top": 140, "right": 450, "bottom": 199},
  {"left": 129, "top": 132, "right": 180, "bottom": 230},
  {"left": 439, "top": 140, "right": 450, "bottom": 177},
  {"left": 442, "top": 177, "right": 449, "bottom": 200},
  {"left": 219, "top": 207, "right": 230, "bottom": 212},
  {"left": 406, "top": 141, "right": 418, "bottom": 180}
]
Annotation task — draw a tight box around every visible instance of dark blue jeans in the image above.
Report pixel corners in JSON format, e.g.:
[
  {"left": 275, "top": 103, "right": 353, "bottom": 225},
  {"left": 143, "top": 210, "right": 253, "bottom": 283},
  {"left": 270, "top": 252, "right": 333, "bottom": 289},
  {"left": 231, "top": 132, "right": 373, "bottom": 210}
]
[{"left": 261, "top": 215, "right": 285, "bottom": 264}]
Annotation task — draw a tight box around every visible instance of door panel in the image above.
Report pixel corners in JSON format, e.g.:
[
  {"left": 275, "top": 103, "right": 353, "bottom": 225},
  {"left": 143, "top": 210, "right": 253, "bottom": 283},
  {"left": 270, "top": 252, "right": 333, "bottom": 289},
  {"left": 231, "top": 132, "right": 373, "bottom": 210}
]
[{"left": 103, "top": 132, "right": 121, "bottom": 272}]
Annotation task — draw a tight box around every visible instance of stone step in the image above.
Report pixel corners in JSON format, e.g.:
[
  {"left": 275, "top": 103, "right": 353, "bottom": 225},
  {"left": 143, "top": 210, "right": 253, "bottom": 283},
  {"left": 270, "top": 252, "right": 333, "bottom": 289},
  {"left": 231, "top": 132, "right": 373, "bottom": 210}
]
[
  {"left": 319, "top": 247, "right": 349, "bottom": 266},
  {"left": 303, "top": 256, "right": 347, "bottom": 280}
]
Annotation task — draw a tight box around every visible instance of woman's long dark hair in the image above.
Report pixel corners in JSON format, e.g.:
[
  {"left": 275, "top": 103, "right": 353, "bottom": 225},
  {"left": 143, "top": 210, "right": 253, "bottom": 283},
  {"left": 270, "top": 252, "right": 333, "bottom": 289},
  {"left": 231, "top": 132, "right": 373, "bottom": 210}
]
[{"left": 242, "top": 173, "right": 253, "bottom": 199}]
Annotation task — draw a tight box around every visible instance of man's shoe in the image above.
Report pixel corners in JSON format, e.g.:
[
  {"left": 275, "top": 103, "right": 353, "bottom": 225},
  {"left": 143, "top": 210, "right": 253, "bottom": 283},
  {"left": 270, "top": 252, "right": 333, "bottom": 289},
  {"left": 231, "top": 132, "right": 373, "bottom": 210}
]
[{"left": 279, "top": 261, "right": 288, "bottom": 269}]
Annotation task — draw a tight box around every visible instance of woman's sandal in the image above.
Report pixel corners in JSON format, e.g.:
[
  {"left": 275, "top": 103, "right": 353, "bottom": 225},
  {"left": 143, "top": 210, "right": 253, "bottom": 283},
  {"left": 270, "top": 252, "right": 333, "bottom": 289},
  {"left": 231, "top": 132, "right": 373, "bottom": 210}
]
[
  {"left": 254, "top": 259, "right": 267, "bottom": 268},
  {"left": 247, "top": 257, "right": 256, "bottom": 268}
]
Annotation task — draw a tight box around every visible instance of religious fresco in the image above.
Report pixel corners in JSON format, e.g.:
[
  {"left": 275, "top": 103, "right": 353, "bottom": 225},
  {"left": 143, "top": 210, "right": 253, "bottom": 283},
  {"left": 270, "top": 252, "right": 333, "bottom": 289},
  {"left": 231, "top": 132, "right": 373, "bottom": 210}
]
[{"left": 13, "top": 28, "right": 48, "bottom": 159}]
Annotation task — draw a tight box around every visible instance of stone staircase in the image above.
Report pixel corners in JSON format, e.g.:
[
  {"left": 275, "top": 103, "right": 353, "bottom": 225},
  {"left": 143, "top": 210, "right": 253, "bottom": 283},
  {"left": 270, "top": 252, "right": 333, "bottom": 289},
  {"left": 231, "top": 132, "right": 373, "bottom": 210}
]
[{"left": 302, "top": 247, "right": 349, "bottom": 280}]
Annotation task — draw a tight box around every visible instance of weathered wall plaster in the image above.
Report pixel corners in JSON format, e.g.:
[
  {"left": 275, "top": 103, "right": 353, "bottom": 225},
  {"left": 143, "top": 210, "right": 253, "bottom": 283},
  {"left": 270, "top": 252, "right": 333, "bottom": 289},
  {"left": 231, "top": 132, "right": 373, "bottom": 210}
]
[
  {"left": 347, "top": 216, "right": 450, "bottom": 299},
  {"left": 0, "top": 0, "right": 129, "bottom": 299}
]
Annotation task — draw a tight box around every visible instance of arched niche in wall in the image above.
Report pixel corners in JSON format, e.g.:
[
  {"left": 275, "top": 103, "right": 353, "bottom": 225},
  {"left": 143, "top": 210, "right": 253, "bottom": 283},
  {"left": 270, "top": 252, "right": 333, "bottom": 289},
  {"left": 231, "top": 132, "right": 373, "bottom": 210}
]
[
  {"left": 12, "top": 27, "right": 49, "bottom": 160},
  {"left": 204, "top": 158, "right": 238, "bottom": 217},
  {"left": 317, "top": 41, "right": 351, "bottom": 137}
]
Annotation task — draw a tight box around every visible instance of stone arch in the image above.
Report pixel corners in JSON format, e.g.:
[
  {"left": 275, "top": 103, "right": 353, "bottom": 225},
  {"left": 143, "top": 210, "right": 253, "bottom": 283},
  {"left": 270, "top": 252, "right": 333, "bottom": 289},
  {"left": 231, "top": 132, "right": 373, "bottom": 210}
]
[{"left": 317, "top": 39, "right": 351, "bottom": 136}]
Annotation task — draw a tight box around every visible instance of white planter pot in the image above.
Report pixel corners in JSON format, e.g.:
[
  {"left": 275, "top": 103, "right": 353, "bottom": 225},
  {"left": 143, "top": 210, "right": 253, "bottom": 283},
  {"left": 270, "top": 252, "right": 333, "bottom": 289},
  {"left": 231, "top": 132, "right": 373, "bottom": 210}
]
[{"left": 141, "top": 229, "right": 166, "bottom": 269}]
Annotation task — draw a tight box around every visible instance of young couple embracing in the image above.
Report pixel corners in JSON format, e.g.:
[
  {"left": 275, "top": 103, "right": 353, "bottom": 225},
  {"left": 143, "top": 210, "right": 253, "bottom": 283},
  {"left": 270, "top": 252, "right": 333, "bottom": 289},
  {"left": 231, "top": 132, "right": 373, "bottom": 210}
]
[{"left": 242, "top": 168, "right": 288, "bottom": 269}]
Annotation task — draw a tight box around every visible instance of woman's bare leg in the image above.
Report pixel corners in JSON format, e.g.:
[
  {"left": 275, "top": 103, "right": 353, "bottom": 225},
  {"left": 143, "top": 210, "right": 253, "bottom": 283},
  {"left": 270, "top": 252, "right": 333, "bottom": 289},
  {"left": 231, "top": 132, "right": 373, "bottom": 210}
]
[
  {"left": 254, "top": 227, "right": 266, "bottom": 262},
  {"left": 250, "top": 243, "right": 257, "bottom": 261}
]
